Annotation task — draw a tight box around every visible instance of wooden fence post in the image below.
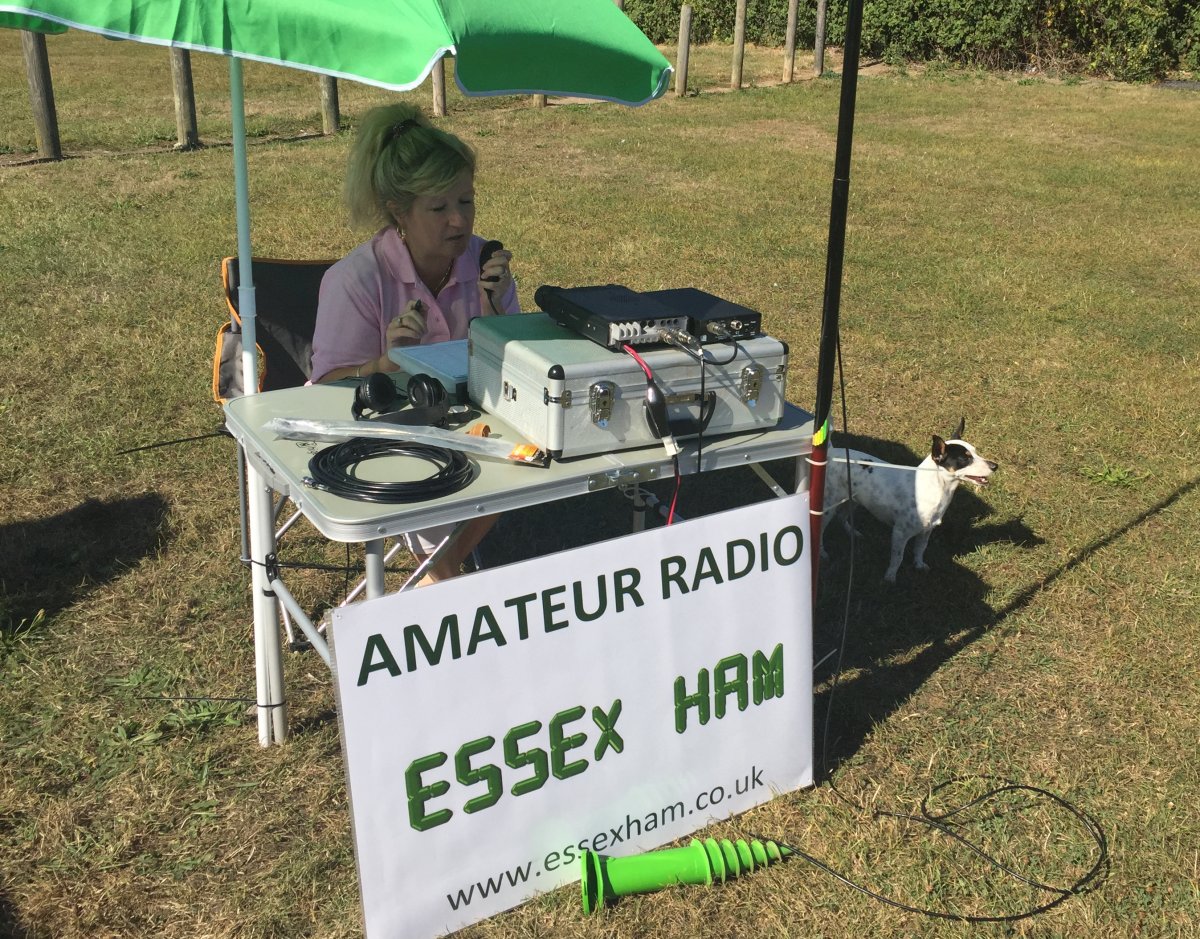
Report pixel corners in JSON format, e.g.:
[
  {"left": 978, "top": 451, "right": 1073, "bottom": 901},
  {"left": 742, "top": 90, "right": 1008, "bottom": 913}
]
[
  {"left": 431, "top": 56, "right": 447, "bottom": 117},
  {"left": 170, "top": 48, "right": 201, "bottom": 150},
  {"left": 731, "top": 0, "right": 747, "bottom": 90},
  {"left": 783, "top": 0, "right": 799, "bottom": 83},
  {"left": 320, "top": 76, "right": 340, "bottom": 134},
  {"left": 676, "top": 5, "right": 692, "bottom": 98},
  {"left": 20, "top": 29, "right": 61, "bottom": 160},
  {"left": 814, "top": 0, "right": 828, "bottom": 77},
  {"left": 531, "top": 94, "right": 547, "bottom": 108}
]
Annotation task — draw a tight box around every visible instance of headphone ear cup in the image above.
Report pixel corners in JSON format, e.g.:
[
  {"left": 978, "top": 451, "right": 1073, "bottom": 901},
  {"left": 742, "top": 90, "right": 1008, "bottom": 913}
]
[
  {"left": 353, "top": 372, "right": 398, "bottom": 419},
  {"left": 407, "top": 373, "right": 446, "bottom": 410}
]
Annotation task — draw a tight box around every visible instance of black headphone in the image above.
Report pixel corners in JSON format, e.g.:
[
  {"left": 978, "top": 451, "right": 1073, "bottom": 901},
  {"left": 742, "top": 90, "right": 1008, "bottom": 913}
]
[{"left": 352, "top": 372, "right": 450, "bottom": 425}]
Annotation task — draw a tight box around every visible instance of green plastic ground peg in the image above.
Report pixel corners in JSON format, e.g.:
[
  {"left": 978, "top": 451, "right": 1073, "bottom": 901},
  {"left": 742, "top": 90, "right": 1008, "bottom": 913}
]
[{"left": 581, "top": 837, "right": 791, "bottom": 914}]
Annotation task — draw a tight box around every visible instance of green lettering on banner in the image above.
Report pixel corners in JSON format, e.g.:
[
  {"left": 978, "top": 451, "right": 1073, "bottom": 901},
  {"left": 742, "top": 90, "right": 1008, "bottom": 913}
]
[
  {"left": 504, "top": 592, "right": 538, "bottom": 640},
  {"left": 503, "top": 721, "right": 548, "bottom": 797},
  {"left": 356, "top": 634, "right": 401, "bottom": 686},
  {"left": 659, "top": 555, "right": 688, "bottom": 599},
  {"left": 591, "top": 699, "right": 624, "bottom": 760},
  {"left": 542, "top": 585, "right": 569, "bottom": 632},
  {"left": 572, "top": 577, "right": 608, "bottom": 622},
  {"left": 753, "top": 643, "right": 785, "bottom": 702},
  {"left": 726, "top": 538, "right": 756, "bottom": 580},
  {"left": 404, "top": 615, "right": 462, "bottom": 672},
  {"left": 674, "top": 669, "right": 710, "bottom": 733},
  {"left": 774, "top": 525, "right": 804, "bottom": 565},
  {"left": 613, "top": 568, "right": 644, "bottom": 611},
  {"left": 455, "top": 736, "right": 502, "bottom": 814},
  {"left": 467, "top": 605, "right": 506, "bottom": 655},
  {"left": 405, "top": 751, "right": 451, "bottom": 831},
  {"left": 549, "top": 705, "right": 588, "bottom": 780},
  {"left": 690, "top": 546, "right": 724, "bottom": 591},
  {"left": 714, "top": 653, "right": 749, "bottom": 718}
]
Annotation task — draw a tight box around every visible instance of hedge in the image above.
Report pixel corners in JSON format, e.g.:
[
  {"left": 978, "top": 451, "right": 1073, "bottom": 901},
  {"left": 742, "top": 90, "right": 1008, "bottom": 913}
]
[{"left": 622, "top": 0, "right": 1200, "bottom": 80}]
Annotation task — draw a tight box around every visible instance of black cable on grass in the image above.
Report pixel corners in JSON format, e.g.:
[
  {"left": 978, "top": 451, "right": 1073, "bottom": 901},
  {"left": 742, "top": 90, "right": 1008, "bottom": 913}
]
[
  {"left": 764, "top": 777, "right": 1107, "bottom": 923},
  {"left": 117, "top": 430, "right": 229, "bottom": 455},
  {"left": 136, "top": 694, "right": 281, "bottom": 708},
  {"left": 804, "top": 336, "right": 1108, "bottom": 924}
]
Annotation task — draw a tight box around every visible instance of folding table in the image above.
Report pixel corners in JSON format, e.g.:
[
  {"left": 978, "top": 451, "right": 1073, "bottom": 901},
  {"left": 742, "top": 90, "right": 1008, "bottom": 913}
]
[{"left": 224, "top": 382, "right": 814, "bottom": 745}]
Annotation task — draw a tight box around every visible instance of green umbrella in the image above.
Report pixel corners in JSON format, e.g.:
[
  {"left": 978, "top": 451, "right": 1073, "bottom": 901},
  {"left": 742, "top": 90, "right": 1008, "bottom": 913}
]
[
  {"left": 0, "top": 0, "right": 672, "bottom": 394},
  {"left": 0, "top": 1, "right": 670, "bottom": 105},
  {"left": 1, "top": 0, "right": 671, "bottom": 748}
]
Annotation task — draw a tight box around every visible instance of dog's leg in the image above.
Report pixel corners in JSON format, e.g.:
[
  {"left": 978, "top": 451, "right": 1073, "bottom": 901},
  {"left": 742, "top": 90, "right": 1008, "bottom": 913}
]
[
  {"left": 819, "top": 502, "right": 841, "bottom": 562},
  {"left": 884, "top": 527, "right": 913, "bottom": 583},
  {"left": 911, "top": 530, "right": 933, "bottom": 572}
]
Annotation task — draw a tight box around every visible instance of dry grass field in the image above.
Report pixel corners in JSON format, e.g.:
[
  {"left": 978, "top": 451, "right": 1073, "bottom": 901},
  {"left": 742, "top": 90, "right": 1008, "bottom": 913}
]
[{"left": 2, "top": 28, "right": 1199, "bottom": 939}]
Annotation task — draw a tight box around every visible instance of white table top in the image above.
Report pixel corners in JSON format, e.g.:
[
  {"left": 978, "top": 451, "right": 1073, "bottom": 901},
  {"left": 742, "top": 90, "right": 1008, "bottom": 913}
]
[{"left": 224, "top": 382, "right": 814, "bottom": 542}]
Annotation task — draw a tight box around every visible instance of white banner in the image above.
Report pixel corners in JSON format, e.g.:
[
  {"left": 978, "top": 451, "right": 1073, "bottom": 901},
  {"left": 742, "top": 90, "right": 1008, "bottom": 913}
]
[{"left": 331, "top": 492, "right": 813, "bottom": 939}]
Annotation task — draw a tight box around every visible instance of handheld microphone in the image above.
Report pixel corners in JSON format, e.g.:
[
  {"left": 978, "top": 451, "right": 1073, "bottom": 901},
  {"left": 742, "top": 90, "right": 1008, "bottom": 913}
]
[{"left": 479, "top": 240, "right": 504, "bottom": 283}]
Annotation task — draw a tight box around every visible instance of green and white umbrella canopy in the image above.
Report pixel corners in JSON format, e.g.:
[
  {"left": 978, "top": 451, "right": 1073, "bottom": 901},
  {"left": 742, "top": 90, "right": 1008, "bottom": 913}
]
[
  {"left": 1, "top": 0, "right": 671, "bottom": 394},
  {"left": 0, "top": 0, "right": 671, "bottom": 105}
]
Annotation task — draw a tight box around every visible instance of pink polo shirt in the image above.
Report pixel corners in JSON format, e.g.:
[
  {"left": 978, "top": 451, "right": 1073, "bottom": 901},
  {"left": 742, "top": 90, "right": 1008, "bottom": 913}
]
[{"left": 310, "top": 227, "right": 518, "bottom": 382}]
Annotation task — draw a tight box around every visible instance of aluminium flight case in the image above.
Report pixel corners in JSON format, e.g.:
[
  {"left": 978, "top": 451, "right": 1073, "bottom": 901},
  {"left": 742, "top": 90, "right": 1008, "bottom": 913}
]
[{"left": 467, "top": 312, "right": 788, "bottom": 459}]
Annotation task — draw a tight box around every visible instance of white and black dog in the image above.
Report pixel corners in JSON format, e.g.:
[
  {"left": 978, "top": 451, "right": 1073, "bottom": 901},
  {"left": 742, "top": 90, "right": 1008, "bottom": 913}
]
[{"left": 821, "top": 419, "right": 998, "bottom": 583}]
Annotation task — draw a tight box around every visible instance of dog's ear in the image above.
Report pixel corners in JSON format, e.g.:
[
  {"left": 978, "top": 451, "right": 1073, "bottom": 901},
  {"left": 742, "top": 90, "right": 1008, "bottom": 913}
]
[
  {"left": 932, "top": 435, "right": 947, "bottom": 461},
  {"left": 951, "top": 417, "right": 965, "bottom": 441}
]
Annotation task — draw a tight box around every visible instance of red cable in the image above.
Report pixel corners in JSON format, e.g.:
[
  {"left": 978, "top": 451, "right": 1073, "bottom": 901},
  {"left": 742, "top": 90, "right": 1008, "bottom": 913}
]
[
  {"left": 621, "top": 343, "right": 654, "bottom": 380},
  {"left": 667, "top": 458, "right": 680, "bottom": 525}
]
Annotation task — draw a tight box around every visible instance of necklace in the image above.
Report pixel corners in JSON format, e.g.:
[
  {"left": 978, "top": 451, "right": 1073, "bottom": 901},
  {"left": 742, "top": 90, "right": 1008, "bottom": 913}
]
[
  {"left": 401, "top": 232, "right": 454, "bottom": 296},
  {"left": 429, "top": 258, "right": 454, "bottom": 295}
]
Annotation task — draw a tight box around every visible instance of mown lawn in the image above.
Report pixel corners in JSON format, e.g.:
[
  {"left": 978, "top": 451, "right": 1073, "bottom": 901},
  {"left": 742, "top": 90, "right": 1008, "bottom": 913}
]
[{"left": 2, "top": 28, "right": 1198, "bottom": 939}]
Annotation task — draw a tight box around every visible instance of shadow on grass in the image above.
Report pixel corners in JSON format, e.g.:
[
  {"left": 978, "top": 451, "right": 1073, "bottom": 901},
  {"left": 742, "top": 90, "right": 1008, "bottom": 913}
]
[
  {"left": 0, "top": 495, "right": 170, "bottom": 635},
  {"left": 814, "top": 432, "right": 1200, "bottom": 778},
  {"left": 474, "top": 459, "right": 807, "bottom": 571},
  {"left": 0, "top": 889, "right": 34, "bottom": 939}
]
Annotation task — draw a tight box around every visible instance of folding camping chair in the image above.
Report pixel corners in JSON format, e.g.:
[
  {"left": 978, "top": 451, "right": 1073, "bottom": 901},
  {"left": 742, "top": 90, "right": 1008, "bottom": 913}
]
[
  {"left": 213, "top": 256, "right": 333, "bottom": 400},
  {"left": 214, "top": 256, "right": 473, "bottom": 648},
  {"left": 214, "top": 256, "right": 342, "bottom": 648}
]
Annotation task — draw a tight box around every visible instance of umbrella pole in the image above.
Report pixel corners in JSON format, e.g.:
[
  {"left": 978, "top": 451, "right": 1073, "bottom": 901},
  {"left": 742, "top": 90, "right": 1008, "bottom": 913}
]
[
  {"left": 229, "top": 56, "right": 288, "bottom": 745},
  {"left": 810, "top": 0, "right": 864, "bottom": 599},
  {"left": 229, "top": 57, "right": 258, "bottom": 392}
]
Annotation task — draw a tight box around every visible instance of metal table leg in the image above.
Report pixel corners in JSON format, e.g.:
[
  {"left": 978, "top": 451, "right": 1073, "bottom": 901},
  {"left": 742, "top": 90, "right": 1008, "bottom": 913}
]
[{"left": 248, "top": 465, "right": 288, "bottom": 745}]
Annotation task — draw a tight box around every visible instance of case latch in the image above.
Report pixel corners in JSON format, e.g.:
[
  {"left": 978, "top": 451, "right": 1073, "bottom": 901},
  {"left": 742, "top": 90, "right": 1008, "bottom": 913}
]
[
  {"left": 740, "top": 363, "right": 766, "bottom": 406},
  {"left": 543, "top": 388, "right": 572, "bottom": 408},
  {"left": 589, "top": 381, "right": 615, "bottom": 427}
]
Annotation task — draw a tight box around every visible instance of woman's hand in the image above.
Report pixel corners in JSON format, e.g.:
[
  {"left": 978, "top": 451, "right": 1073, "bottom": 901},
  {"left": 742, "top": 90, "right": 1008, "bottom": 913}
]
[
  {"left": 387, "top": 299, "right": 428, "bottom": 347},
  {"left": 478, "top": 248, "right": 514, "bottom": 314}
]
